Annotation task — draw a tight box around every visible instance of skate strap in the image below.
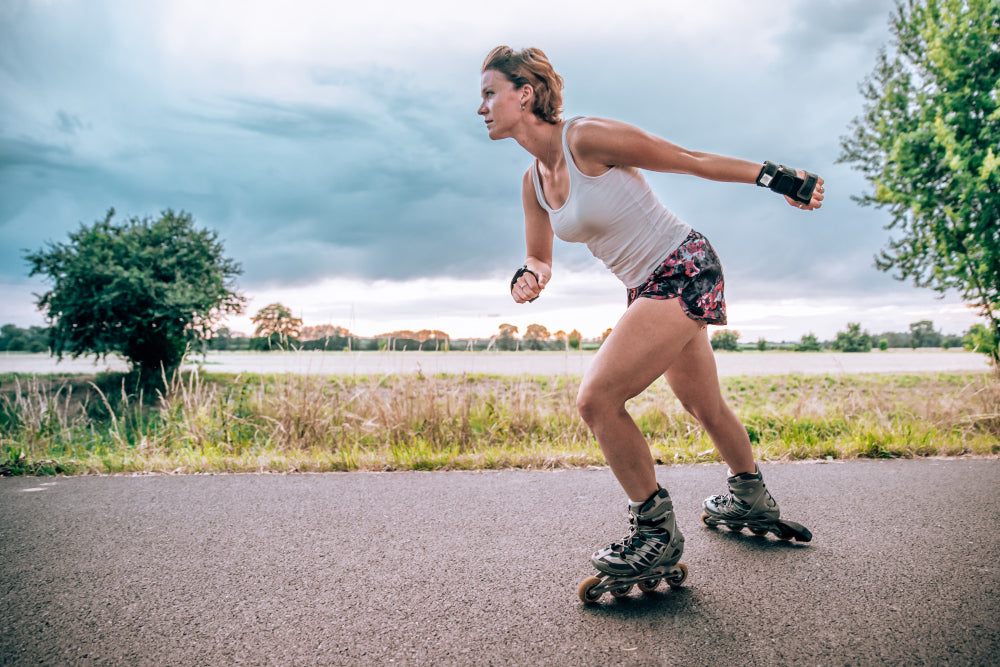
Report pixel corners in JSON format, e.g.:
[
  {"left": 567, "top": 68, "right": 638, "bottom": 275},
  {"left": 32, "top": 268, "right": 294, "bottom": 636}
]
[{"left": 756, "top": 161, "right": 818, "bottom": 205}]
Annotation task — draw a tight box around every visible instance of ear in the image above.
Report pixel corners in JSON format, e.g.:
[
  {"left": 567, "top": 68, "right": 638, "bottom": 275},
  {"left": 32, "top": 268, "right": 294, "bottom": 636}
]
[{"left": 519, "top": 83, "right": 534, "bottom": 107}]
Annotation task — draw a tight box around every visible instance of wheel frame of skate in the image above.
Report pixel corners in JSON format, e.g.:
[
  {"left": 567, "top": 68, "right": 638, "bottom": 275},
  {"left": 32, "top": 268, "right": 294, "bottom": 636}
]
[
  {"left": 701, "top": 513, "right": 813, "bottom": 542},
  {"left": 577, "top": 562, "right": 688, "bottom": 604}
]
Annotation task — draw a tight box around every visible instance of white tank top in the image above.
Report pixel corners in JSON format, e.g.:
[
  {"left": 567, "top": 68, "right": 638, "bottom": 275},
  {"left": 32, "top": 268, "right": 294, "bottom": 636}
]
[{"left": 531, "top": 117, "right": 692, "bottom": 288}]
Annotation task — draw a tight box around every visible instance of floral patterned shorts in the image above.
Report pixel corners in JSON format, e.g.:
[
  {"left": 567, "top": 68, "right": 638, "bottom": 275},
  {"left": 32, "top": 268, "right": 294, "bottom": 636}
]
[{"left": 626, "top": 230, "right": 727, "bottom": 325}]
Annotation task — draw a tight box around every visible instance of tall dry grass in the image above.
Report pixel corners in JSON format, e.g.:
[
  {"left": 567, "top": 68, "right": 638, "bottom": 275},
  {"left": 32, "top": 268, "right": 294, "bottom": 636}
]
[{"left": 1, "top": 370, "right": 997, "bottom": 475}]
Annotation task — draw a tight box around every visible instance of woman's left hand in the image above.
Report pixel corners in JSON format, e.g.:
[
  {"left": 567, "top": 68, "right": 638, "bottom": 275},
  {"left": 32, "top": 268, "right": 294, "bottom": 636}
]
[{"left": 785, "top": 171, "right": 825, "bottom": 211}]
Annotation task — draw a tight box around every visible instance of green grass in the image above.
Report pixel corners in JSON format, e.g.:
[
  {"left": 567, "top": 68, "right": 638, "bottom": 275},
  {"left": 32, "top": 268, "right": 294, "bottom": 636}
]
[{"left": 1, "top": 370, "right": 997, "bottom": 475}]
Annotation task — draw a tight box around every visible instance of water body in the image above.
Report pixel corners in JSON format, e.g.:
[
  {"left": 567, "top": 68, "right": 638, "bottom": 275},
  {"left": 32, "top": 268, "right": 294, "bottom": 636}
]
[{"left": 0, "top": 349, "right": 991, "bottom": 377}]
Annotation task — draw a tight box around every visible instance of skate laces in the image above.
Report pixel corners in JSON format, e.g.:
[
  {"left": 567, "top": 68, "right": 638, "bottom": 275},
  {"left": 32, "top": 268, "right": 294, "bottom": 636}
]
[
  {"left": 610, "top": 511, "right": 670, "bottom": 556},
  {"left": 607, "top": 513, "right": 640, "bottom": 554},
  {"left": 710, "top": 491, "right": 749, "bottom": 513}
]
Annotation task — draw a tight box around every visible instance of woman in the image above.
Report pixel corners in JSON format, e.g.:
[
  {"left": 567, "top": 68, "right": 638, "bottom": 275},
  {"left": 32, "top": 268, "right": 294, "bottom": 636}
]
[{"left": 478, "top": 46, "right": 823, "bottom": 583}]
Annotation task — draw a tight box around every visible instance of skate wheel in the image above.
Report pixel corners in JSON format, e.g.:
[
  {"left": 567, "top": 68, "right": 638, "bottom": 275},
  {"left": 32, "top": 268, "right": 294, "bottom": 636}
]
[
  {"left": 610, "top": 584, "right": 633, "bottom": 599},
  {"left": 726, "top": 524, "right": 744, "bottom": 533},
  {"left": 701, "top": 513, "right": 718, "bottom": 528},
  {"left": 578, "top": 576, "right": 604, "bottom": 604},
  {"left": 637, "top": 579, "right": 660, "bottom": 593},
  {"left": 750, "top": 527, "right": 769, "bottom": 536},
  {"left": 667, "top": 563, "right": 688, "bottom": 589}
]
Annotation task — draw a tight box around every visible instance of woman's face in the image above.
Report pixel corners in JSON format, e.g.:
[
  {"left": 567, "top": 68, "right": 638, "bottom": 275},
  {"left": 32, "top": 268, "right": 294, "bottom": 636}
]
[{"left": 478, "top": 69, "right": 525, "bottom": 140}]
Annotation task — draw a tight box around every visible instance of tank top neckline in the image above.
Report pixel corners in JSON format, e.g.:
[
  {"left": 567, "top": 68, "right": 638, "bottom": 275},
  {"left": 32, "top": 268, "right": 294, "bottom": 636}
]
[{"left": 532, "top": 115, "right": 588, "bottom": 213}]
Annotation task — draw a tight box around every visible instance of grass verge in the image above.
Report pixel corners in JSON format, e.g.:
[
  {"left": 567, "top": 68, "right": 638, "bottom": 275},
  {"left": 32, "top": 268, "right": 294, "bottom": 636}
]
[{"left": 1, "top": 370, "right": 997, "bottom": 475}]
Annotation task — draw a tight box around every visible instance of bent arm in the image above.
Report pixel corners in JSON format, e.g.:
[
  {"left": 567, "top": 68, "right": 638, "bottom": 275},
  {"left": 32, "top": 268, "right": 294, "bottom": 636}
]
[{"left": 513, "top": 168, "right": 553, "bottom": 303}]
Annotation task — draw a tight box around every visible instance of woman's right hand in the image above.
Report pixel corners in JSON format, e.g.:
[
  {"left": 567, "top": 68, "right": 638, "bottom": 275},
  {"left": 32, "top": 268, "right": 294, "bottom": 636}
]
[
  {"left": 511, "top": 262, "right": 549, "bottom": 303},
  {"left": 784, "top": 171, "right": 825, "bottom": 211}
]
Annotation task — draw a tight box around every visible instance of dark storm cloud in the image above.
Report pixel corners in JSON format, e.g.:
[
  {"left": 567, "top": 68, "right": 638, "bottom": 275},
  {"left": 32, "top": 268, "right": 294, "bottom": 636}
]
[
  {"left": 784, "top": 0, "right": 895, "bottom": 51},
  {"left": 1, "top": 0, "right": 905, "bottom": 307},
  {"left": 167, "top": 75, "right": 533, "bottom": 284}
]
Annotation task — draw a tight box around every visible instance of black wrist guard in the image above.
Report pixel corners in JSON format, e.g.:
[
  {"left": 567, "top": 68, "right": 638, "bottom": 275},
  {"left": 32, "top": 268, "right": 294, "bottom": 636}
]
[
  {"left": 510, "top": 265, "right": 539, "bottom": 303},
  {"left": 756, "top": 161, "right": 819, "bottom": 205}
]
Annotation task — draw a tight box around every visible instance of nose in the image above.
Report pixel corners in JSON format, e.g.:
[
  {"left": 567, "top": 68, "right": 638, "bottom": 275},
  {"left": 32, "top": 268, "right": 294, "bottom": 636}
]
[{"left": 477, "top": 100, "right": 487, "bottom": 116}]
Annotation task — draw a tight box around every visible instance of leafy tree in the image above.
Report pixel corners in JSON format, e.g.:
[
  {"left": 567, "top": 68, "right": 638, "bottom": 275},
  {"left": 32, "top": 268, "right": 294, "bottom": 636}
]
[
  {"left": 252, "top": 303, "right": 302, "bottom": 340},
  {"left": 710, "top": 329, "right": 740, "bottom": 352},
  {"left": 964, "top": 323, "right": 998, "bottom": 357},
  {"left": 941, "top": 332, "right": 964, "bottom": 349},
  {"left": 756, "top": 338, "right": 768, "bottom": 352},
  {"left": 25, "top": 209, "right": 244, "bottom": 384},
  {"left": 568, "top": 329, "right": 583, "bottom": 351},
  {"left": 495, "top": 323, "right": 519, "bottom": 351},
  {"left": 413, "top": 329, "right": 449, "bottom": 351},
  {"left": 838, "top": 0, "right": 1000, "bottom": 364},
  {"left": 299, "top": 324, "right": 360, "bottom": 351},
  {"left": 524, "top": 323, "right": 550, "bottom": 341},
  {"left": 876, "top": 330, "right": 912, "bottom": 348},
  {"left": 209, "top": 327, "right": 234, "bottom": 351},
  {"left": 794, "top": 333, "right": 822, "bottom": 352},
  {"left": 300, "top": 324, "right": 351, "bottom": 341},
  {"left": 909, "top": 320, "right": 943, "bottom": 348},
  {"left": 832, "top": 323, "right": 874, "bottom": 352},
  {"left": 523, "top": 323, "right": 550, "bottom": 351},
  {"left": 553, "top": 330, "right": 568, "bottom": 351},
  {"left": 0, "top": 324, "right": 49, "bottom": 353}
]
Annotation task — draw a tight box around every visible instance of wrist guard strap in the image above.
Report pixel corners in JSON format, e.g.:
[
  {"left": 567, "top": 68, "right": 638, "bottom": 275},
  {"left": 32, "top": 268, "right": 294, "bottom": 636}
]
[
  {"left": 511, "top": 265, "right": 539, "bottom": 302},
  {"left": 756, "top": 161, "right": 818, "bottom": 205}
]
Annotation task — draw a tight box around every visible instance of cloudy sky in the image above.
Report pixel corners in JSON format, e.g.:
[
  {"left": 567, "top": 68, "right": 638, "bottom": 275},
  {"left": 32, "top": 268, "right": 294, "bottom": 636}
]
[{"left": 0, "top": 0, "right": 982, "bottom": 342}]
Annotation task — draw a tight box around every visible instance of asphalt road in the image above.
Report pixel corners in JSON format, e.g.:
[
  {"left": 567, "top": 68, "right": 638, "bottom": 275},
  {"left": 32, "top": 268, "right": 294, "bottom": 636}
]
[{"left": 2, "top": 460, "right": 998, "bottom": 666}]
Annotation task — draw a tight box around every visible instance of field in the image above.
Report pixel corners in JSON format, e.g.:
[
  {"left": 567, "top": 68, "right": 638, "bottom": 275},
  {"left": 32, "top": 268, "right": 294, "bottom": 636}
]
[{"left": 1, "top": 350, "right": 997, "bottom": 475}]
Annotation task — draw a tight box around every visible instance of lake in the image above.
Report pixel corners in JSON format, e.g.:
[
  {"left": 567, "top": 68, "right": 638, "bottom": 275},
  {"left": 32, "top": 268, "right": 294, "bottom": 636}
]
[{"left": 0, "top": 349, "right": 991, "bottom": 377}]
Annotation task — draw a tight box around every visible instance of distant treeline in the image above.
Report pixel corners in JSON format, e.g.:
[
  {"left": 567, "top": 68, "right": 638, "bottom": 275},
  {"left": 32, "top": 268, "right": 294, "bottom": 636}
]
[
  {"left": 203, "top": 328, "right": 596, "bottom": 353},
  {"left": 0, "top": 325, "right": 49, "bottom": 353},
  {"left": 0, "top": 320, "right": 978, "bottom": 354},
  {"left": 714, "top": 320, "right": 970, "bottom": 353}
]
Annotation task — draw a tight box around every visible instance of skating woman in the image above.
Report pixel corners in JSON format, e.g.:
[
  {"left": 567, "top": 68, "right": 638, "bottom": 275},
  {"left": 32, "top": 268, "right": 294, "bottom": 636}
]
[{"left": 478, "top": 46, "right": 823, "bottom": 582}]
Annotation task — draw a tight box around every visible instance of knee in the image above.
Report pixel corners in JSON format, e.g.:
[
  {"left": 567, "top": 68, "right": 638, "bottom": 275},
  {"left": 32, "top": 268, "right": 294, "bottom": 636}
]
[{"left": 576, "top": 384, "right": 620, "bottom": 427}]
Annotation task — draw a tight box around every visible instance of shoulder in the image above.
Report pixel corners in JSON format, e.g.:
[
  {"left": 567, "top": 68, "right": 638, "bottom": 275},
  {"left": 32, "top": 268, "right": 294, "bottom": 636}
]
[
  {"left": 522, "top": 165, "right": 535, "bottom": 189},
  {"left": 566, "top": 117, "right": 651, "bottom": 165},
  {"left": 566, "top": 117, "right": 641, "bottom": 147},
  {"left": 521, "top": 165, "right": 544, "bottom": 211}
]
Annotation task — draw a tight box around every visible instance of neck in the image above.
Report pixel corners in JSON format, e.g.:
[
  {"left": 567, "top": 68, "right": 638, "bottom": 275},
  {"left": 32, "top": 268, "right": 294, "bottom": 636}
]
[{"left": 516, "top": 119, "right": 564, "bottom": 169}]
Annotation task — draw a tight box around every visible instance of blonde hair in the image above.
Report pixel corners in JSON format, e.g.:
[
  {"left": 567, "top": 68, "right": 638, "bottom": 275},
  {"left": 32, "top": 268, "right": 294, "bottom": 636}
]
[{"left": 482, "top": 46, "right": 564, "bottom": 124}]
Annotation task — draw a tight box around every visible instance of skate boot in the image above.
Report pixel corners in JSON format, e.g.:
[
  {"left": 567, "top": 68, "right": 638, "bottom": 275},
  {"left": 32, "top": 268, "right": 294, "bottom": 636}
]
[
  {"left": 701, "top": 467, "right": 811, "bottom": 542},
  {"left": 578, "top": 487, "right": 688, "bottom": 603}
]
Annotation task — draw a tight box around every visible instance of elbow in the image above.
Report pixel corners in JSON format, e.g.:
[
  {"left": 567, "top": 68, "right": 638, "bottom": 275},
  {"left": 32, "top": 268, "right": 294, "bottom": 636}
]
[{"left": 679, "top": 151, "right": 712, "bottom": 178}]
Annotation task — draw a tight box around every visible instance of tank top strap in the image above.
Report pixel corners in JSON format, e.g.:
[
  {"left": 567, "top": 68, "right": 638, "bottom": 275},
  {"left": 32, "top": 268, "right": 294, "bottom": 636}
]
[
  {"left": 561, "top": 115, "right": 586, "bottom": 179},
  {"left": 531, "top": 116, "right": 586, "bottom": 212}
]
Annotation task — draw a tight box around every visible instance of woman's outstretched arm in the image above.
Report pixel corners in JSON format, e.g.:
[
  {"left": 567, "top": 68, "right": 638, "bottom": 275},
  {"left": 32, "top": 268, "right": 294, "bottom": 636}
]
[{"left": 568, "top": 117, "right": 824, "bottom": 210}]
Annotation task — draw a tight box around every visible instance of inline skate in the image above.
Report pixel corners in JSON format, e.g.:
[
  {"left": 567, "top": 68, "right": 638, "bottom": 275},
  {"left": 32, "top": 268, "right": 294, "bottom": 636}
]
[
  {"left": 578, "top": 487, "right": 688, "bottom": 603},
  {"left": 701, "top": 467, "right": 812, "bottom": 542}
]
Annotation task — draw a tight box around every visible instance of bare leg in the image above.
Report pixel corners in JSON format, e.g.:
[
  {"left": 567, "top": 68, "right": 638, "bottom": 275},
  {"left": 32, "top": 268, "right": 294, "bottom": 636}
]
[
  {"left": 576, "top": 298, "right": 703, "bottom": 502},
  {"left": 665, "top": 329, "right": 755, "bottom": 475}
]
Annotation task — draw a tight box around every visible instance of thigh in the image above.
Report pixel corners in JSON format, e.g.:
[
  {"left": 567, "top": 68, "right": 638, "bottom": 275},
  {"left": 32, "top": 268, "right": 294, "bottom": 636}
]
[{"left": 581, "top": 297, "right": 704, "bottom": 404}]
